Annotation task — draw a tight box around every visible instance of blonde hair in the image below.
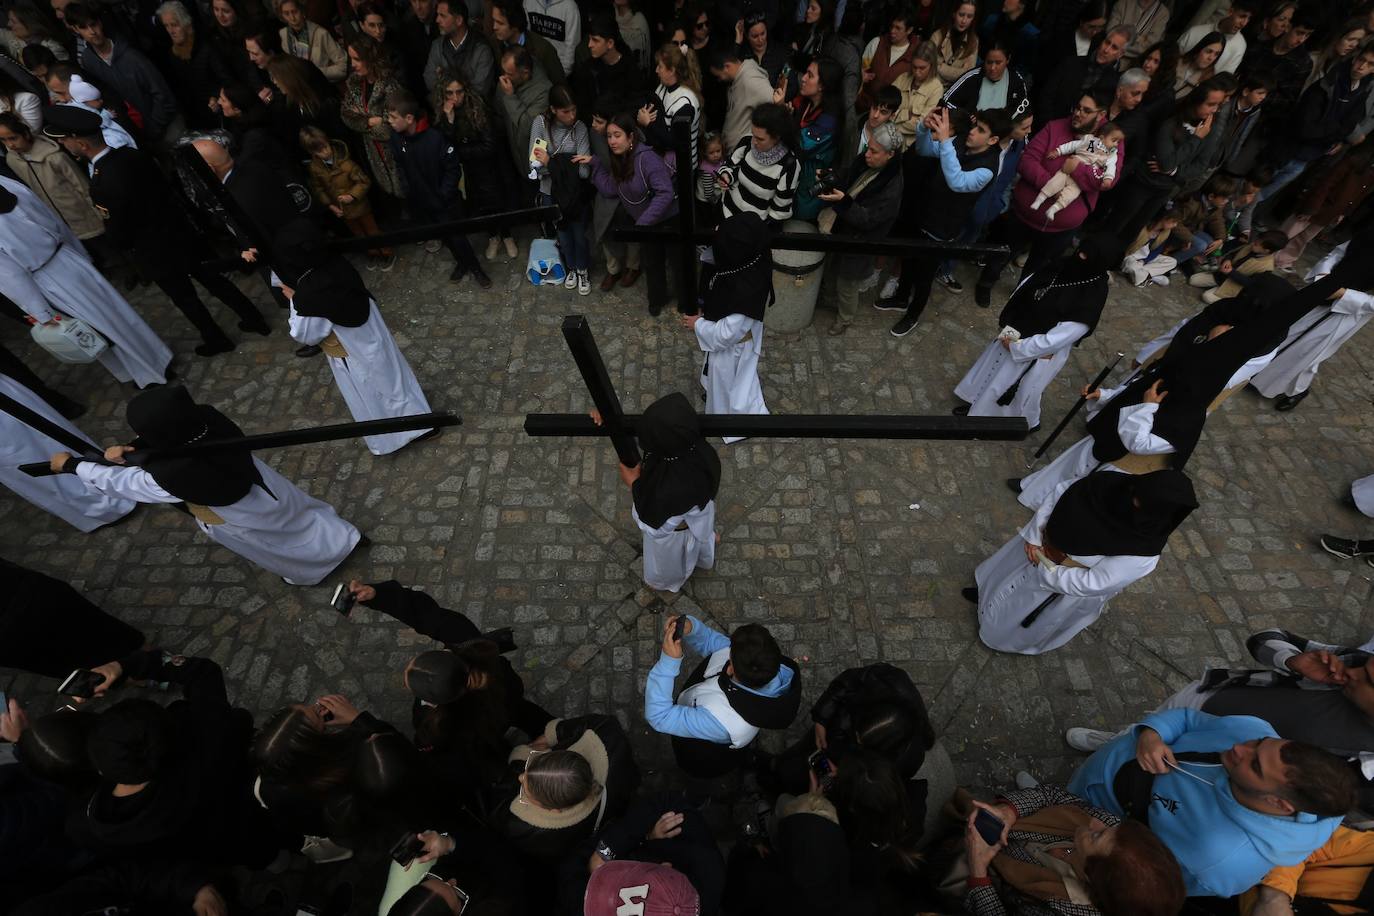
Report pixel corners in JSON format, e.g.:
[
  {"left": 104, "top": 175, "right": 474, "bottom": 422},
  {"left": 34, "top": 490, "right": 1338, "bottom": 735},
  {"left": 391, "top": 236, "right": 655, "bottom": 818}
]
[{"left": 655, "top": 42, "right": 702, "bottom": 100}]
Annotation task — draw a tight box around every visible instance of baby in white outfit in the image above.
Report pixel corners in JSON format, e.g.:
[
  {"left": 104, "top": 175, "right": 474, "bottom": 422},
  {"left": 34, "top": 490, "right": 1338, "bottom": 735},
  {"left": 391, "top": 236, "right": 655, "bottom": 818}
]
[{"left": 1030, "top": 122, "right": 1125, "bottom": 220}]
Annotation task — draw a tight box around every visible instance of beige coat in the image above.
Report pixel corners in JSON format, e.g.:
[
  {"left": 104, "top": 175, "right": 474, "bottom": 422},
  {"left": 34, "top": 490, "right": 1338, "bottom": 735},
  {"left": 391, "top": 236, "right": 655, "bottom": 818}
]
[
  {"left": 722, "top": 59, "right": 775, "bottom": 150},
  {"left": 931, "top": 28, "right": 978, "bottom": 87},
  {"left": 890, "top": 71, "right": 944, "bottom": 141},
  {"left": 5, "top": 137, "right": 104, "bottom": 239},
  {"left": 1212, "top": 244, "right": 1275, "bottom": 299},
  {"left": 280, "top": 21, "right": 347, "bottom": 81}
]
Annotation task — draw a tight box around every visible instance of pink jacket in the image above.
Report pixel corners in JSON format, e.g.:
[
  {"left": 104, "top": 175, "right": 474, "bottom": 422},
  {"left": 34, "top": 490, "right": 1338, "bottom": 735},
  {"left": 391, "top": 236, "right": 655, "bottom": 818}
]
[{"left": 1012, "top": 116, "right": 1124, "bottom": 233}]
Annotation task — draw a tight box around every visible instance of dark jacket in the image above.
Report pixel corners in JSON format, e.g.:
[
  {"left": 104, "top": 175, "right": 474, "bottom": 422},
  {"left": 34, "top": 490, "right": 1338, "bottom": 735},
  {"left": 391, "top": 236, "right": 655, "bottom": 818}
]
[
  {"left": 969, "top": 138, "right": 1027, "bottom": 229},
  {"left": 1288, "top": 64, "right": 1374, "bottom": 162},
  {"left": 1036, "top": 43, "right": 1120, "bottom": 127},
  {"left": 829, "top": 152, "right": 903, "bottom": 279},
  {"left": 570, "top": 53, "right": 642, "bottom": 125},
  {"left": 810, "top": 663, "right": 934, "bottom": 777},
  {"left": 78, "top": 38, "right": 180, "bottom": 136},
  {"left": 90, "top": 145, "right": 205, "bottom": 273},
  {"left": 390, "top": 119, "right": 464, "bottom": 216},
  {"left": 160, "top": 37, "right": 233, "bottom": 130},
  {"left": 941, "top": 65, "right": 1031, "bottom": 122},
  {"left": 396, "top": 10, "right": 439, "bottom": 96}
]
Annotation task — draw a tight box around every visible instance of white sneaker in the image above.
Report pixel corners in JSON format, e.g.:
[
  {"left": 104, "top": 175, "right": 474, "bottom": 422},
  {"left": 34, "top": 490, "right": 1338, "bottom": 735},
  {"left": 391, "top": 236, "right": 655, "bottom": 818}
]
[
  {"left": 857, "top": 269, "right": 880, "bottom": 292},
  {"left": 504, "top": 236, "right": 519, "bottom": 259},
  {"left": 300, "top": 835, "right": 353, "bottom": 864},
  {"left": 1150, "top": 274, "right": 1170, "bottom": 286},
  {"left": 564, "top": 270, "right": 578, "bottom": 289},
  {"left": 1064, "top": 727, "right": 1115, "bottom": 752},
  {"left": 1188, "top": 272, "right": 1217, "bottom": 289},
  {"left": 1014, "top": 770, "right": 1040, "bottom": 789},
  {"left": 423, "top": 239, "right": 442, "bottom": 254},
  {"left": 485, "top": 237, "right": 500, "bottom": 260},
  {"left": 577, "top": 269, "right": 590, "bottom": 295},
  {"left": 880, "top": 276, "right": 899, "bottom": 299}
]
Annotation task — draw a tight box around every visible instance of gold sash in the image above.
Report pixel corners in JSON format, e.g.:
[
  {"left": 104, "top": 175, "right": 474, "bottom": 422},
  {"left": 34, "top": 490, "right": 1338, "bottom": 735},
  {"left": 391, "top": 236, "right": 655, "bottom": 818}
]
[
  {"left": 185, "top": 503, "right": 225, "bottom": 525},
  {"left": 320, "top": 332, "right": 348, "bottom": 359}
]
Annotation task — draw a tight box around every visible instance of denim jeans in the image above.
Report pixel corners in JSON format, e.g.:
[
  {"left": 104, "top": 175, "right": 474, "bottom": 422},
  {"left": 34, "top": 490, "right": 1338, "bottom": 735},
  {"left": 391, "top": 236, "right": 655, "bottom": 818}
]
[
  {"left": 1170, "top": 229, "right": 1213, "bottom": 265},
  {"left": 539, "top": 193, "right": 590, "bottom": 271}
]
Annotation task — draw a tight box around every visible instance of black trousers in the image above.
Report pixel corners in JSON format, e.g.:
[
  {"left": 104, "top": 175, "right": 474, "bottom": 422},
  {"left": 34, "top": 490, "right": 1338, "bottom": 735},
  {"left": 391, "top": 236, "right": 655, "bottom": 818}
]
[
  {"left": 154, "top": 259, "right": 266, "bottom": 345},
  {"left": 442, "top": 232, "right": 481, "bottom": 270},
  {"left": 1103, "top": 177, "right": 1173, "bottom": 244},
  {"left": 976, "top": 214, "right": 1078, "bottom": 293}
]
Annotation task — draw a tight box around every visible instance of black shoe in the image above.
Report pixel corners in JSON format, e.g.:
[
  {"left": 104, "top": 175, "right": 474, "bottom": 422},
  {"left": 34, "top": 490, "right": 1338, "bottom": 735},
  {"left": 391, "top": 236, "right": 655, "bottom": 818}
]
[
  {"left": 194, "top": 340, "right": 235, "bottom": 357},
  {"left": 472, "top": 267, "right": 493, "bottom": 289},
  {"left": 238, "top": 318, "right": 271, "bottom": 336},
  {"left": 295, "top": 344, "right": 322, "bottom": 358},
  {"left": 951, "top": 404, "right": 969, "bottom": 416},
  {"left": 413, "top": 427, "right": 442, "bottom": 443},
  {"left": 648, "top": 301, "right": 663, "bottom": 316},
  {"left": 448, "top": 264, "right": 469, "bottom": 283},
  {"left": 890, "top": 315, "right": 919, "bottom": 337},
  {"left": 1027, "top": 424, "right": 1041, "bottom": 435},
  {"left": 936, "top": 270, "right": 963, "bottom": 293},
  {"left": 1275, "top": 391, "right": 1309, "bottom": 411},
  {"left": 974, "top": 285, "right": 991, "bottom": 308},
  {"left": 1006, "top": 477, "right": 1022, "bottom": 494},
  {"left": 961, "top": 587, "right": 979, "bottom": 603},
  {"left": 873, "top": 296, "right": 907, "bottom": 312}
]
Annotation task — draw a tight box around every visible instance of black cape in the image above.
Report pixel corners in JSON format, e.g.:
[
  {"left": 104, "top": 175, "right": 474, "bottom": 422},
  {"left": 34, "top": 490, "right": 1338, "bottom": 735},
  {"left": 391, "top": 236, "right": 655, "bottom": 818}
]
[
  {"left": 630, "top": 392, "right": 723, "bottom": 529},
  {"left": 702, "top": 212, "right": 773, "bottom": 322},
  {"left": 276, "top": 221, "right": 371, "bottom": 328},
  {"left": 998, "top": 233, "right": 1125, "bottom": 339},
  {"left": 125, "top": 386, "right": 269, "bottom": 507},
  {"left": 1045, "top": 468, "right": 1199, "bottom": 558}
]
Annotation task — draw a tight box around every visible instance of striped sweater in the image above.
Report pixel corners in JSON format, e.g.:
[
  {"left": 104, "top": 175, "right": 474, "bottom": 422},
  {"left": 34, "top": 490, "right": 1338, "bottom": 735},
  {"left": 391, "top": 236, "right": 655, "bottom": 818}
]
[{"left": 718, "top": 137, "right": 799, "bottom": 224}]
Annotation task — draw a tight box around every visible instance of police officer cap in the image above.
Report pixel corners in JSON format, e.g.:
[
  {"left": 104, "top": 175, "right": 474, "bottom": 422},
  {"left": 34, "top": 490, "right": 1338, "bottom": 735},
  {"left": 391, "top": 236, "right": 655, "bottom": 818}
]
[{"left": 41, "top": 105, "right": 103, "bottom": 140}]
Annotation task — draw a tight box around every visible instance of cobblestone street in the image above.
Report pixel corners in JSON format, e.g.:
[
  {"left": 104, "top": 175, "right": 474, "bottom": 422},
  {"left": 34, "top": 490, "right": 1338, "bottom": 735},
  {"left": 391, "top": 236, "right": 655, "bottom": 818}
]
[{"left": 4, "top": 233, "right": 1373, "bottom": 802}]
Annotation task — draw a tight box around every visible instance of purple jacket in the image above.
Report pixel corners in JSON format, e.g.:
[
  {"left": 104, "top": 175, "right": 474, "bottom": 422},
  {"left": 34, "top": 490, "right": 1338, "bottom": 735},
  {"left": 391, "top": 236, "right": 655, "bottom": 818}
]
[{"left": 590, "top": 145, "right": 678, "bottom": 226}]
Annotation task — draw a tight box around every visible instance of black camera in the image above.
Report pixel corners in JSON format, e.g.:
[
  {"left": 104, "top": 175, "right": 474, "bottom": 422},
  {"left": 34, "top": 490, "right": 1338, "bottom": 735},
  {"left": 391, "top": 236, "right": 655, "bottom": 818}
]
[{"left": 812, "top": 168, "right": 841, "bottom": 197}]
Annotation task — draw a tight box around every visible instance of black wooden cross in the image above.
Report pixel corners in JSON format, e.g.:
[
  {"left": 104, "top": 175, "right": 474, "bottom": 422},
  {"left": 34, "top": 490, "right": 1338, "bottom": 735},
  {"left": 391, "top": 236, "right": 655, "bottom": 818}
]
[{"left": 523, "top": 317, "right": 1029, "bottom": 466}]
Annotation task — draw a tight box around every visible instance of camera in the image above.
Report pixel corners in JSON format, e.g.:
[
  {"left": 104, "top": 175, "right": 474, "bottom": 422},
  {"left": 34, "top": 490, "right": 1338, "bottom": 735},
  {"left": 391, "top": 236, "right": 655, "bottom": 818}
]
[{"left": 812, "top": 168, "right": 841, "bottom": 197}]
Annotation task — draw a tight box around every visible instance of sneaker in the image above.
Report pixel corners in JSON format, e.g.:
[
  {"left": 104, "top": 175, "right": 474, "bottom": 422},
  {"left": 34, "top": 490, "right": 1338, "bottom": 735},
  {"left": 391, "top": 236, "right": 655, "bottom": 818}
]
[
  {"left": 872, "top": 297, "right": 907, "bottom": 312},
  {"left": 880, "top": 275, "right": 899, "bottom": 299},
  {"left": 424, "top": 239, "right": 442, "bottom": 254},
  {"left": 504, "top": 236, "right": 519, "bottom": 259},
  {"left": 936, "top": 270, "right": 963, "bottom": 293},
  {"left": 378, "top": 253, "right": 396, "bottom": 272},
  {"left": 827, "top": 319, "right": 849, "bottom": 336},
  {"left": 1014, "top": 770, "right": 1040, "bottom": 789},
  {"left": 1149, "top": 274, "right": 1170, "bottom": 286},
  {"left": 857, "top": 268, "right": 881, "bottom": 292},
  {"left": 577, "top": 269, "right": 591, "bottom": 296},
  {"left": 564, "top": 270, "right": 578, "bottom": 289},
  {"left": 1188, "top": 272, "right": 1217, "bottom": 289},
  {"left": 890, "top": 315, "right": 918, "bottom": 337},
  {"left": 1320, "top": 535, "right": 1370, "bottom": 559},
  {"left": 473, "top": 267, "right": 493, "bottom": 289},
  {"left": 365, "top": 255, "right": 378, "bottom": 272},
  {"left": 484, "top": 236, "right": 500, "bottom": 260},
  {"left": 1064, "top": 727, "right": 1116, "bottom": 752},
  {"left": 300, "top": 835, "right": 353, "bottom": 864}
]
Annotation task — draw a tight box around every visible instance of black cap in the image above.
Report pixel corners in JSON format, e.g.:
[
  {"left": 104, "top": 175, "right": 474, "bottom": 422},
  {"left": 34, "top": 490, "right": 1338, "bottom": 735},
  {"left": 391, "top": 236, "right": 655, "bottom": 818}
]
[{"left": 41, "top": 104, "right": 103, "bottom": 140}]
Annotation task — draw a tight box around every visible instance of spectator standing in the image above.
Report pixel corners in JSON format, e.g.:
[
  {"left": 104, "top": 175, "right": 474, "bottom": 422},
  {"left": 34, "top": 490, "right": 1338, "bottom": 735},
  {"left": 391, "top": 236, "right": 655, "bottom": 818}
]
[
  {"left": 1108, "top": 0, "right": 1169, "bottom": 67},
  {"left": 529, "top": 84, "right": 592, "bottom": 294},
  {"left": 711, "top": 43, "right": 772, "bottom": 150},
  {"left": 774, "top": 57, "right": 841, "bottom": 220},
  {"left": 1135, "top": 39, "right": 1181, "bottom": 123},
  {"left": 1201, "top": 69, "right": 1269, "bottom": 179},
  {"left": 979, "top": 0, "right": 1039, "bottom": 81},
  {"left": 68, "top": 3, "right": 182, "bottom": 148},
  {"left": 571, "top": 16, "right": 642, "bottom": 125},
  {"left": 386, "top": 89, "right": 492, "bottom": 288},
  {"left": 301, "top": 125, "right": 395, "bottom": 269},
  {"left": 1237, "top": 8, "right": 1314, "bottom": 132},
  {"left": 888, "top": 41, "right": 942, "bottom": 144},
  {"left": 877, "top": 108, "right": 1001, "bottom": 338},
  {"left": 490, "top": 0, "right": 564, "bottom": 86},
  {"left": 156, "top": 1, "right": 232, "bottom": 131},
  {"left": 1036, "top": 27, "right": 1130, "bottom": 127},
  {"left": 397, "top": 0, "right": 439, "bottom": 96},
  {"left": 423, "top": 0, "right": 494, "bottom": 98},
  {"left": 351, "top": 2, "right": 405, "bottom": 77},
  {"left": 434, "top": 70, "right": 518, "bottom": 261},
  {"left": 1177, "top": 0, "right": 1254, "bottom": 75},
  {"left": 1034, "top": 0, "right": 1108, "bottom": 85},
  {"left": 207, "top": 0, "right": 262, "bottom": 88},
  {"left": 1174, "top": 31, "right": 1225, "bottom": 98},
  {"left": 788, "top": 0, "right": 834, "bottom": 77},
  {"left": 497, "top": 46, "right": 552, "bottom": 187},
  {"left": 339, "top": 34, "right": 402, "bottom": 201},
  {"left": 855, "top": 6, "right": 915, "bottom": 115},
  {"left": 717, "top": 101, "right": 799, "bottom": 224},
  {"left": 0, "top": 114, "right": 103, "bottom": 244},
  {"left": 613, "top": 0, "right": 651, "bottom": 70},
  {"left": 523, "top": 0, "right": 580, "bottom": 73},
  {"left": 941, "top": 39, "right": 1029, "bottom": 122},
  {"left": 814, "top": 120, "right": 902, "bottom": 336},
  {"left": 823, "top": 4, "right": 864, "bottom": 119},
  {"left": 1304, "top": 19, "right": 1368, "bottom": 93},
  {"left": 277, "top": 0, "right": 346, "bottom": 82},
  {"left": 212, "top": 84, "right": 295, "bottom": 177},
  {"left": 2, "top": 7, "right": 69, "bottom": 64},
  {"left": 1272, "top": 143, "right": 1374, "bottom": 271},
  {"left": 741, "top": 17, "right": 787, "bottom": 85},
  {"left": 930, "top": 0, "right": 978, "bottom": 88},
  {"left": 586, "top": 111, "right": 676, "bottom": 314},
  {"left": 641, "top": 43, "right": 703, "bottom": 170},
  {"left": 265, "top": 55, "right": 350, "bottom": 156}
]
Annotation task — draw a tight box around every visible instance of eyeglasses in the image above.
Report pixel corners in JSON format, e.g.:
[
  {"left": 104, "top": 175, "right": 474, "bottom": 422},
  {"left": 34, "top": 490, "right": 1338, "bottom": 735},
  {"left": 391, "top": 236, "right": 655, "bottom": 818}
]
[{"left": 1072, "top": 105, "right": 1099, "bottom": 114}]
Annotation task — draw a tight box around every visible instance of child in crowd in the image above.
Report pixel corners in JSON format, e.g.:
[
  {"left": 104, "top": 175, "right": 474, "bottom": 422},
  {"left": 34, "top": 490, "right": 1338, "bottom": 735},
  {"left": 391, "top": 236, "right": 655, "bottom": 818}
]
[
  {"left": 1194, "top": 228, "right": 1287, "bottom": 303},
  {"left": 1031, "top": 121, "right": 1124, "bottom": 220},
  {"left": 301, "top": 126, "right": 394, "bottom": 271},
  {"left": 847, "top": 84, "right": 901, "bottom": 160},
  {"left": 528, "top": 84, "right": 592, "bottom": 295},
  {"left": 1121, "top": 209, "right": 1183, "bottom": 286},
  {"left": 695, "top": 130, "right": 725, "bottom": 227},
  {"left": 1170, "top": 174, "right": 1236, "bottom": 272}
]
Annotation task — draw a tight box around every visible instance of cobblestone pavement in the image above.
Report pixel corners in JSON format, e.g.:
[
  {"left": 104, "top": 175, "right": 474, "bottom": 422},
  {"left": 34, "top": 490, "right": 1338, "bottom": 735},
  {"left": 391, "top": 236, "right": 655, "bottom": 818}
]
[{"left": 4, "top": 233, "right": 1373, "bottom": 810}]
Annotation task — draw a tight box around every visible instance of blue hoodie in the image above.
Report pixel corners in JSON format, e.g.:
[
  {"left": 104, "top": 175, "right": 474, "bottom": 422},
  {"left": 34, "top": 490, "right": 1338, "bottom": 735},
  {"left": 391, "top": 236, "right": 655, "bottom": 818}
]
[{"left": 1068, "top": 709, "right": 1342, "bottom": 898}]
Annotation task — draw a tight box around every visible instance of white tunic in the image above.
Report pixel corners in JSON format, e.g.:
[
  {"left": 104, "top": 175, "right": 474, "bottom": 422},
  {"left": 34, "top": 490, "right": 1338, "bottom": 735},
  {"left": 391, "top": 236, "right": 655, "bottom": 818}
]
[
  {"left": 954, "top": 320, "right": 1089, "bottom": 429},
  {"left": 1017, "top": 387, "right": 1172, "bottom": 510},
  {"left": 0, "top": 177, "right": 169, "bottom": 388},
  {"left": 287, "top": 298, "right": 433, "bottom": 456},
  {"left": 1249, "top": 283, "right": 1374, "bottom": 399},
  {"left": 695, "top": 313, "right": 766, "bottom": 444},
  {"left": 0, "top": 374, "right": 135, "bottom": 531},
  {"left": 632, "top": 499, "right": 716, "bottom": 593},
  {"left": 977, "top": 474, "right": 1160, "bottom": 655},
  {"left": 75, "top": 458, "right": 360, "bottom": 585},
  {"left": 1353, "top": 474, "right": 1374, "bottom": 518}
]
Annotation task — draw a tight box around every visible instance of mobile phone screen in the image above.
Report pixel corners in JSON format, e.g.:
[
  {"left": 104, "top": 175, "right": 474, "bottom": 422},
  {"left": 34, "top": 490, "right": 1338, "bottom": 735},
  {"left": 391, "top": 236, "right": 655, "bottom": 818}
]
[
  {"left": 974, "top": 809, "right": 1004, "bottom": 846},
  {"left": 57, "top": 669, "right": 101, "bottom": 699}
]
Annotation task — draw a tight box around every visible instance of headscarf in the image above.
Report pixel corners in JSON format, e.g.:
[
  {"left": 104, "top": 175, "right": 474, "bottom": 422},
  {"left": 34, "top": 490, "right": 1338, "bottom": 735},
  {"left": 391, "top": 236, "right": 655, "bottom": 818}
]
[
  {"left": 275, "top": 220, "right": 371, "bottom": 327},
  {"left": 702, "top": 212, "right": 773, "bottom": 322},
  {"left": 1045, "top": 468, "right": 1199, "bottom": 557},
  {"left": 125, "top": 385, "right": 269, "bottom": 506},
  {"left": 998, "top": 235, "right": 1126, "bottom": 339},
  {"left": 630, "top": 392, "right": 722, "bottom": 529}
]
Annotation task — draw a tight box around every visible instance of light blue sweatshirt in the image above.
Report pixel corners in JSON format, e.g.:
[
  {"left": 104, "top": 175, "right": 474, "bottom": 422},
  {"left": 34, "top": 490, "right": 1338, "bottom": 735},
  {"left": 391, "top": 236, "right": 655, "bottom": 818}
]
[
  {"left": 643, "top": 615, "right": 796, "bottom": 743},
  {"left": 1068, "top": 709, "right": 1342, "bottom": 898}
]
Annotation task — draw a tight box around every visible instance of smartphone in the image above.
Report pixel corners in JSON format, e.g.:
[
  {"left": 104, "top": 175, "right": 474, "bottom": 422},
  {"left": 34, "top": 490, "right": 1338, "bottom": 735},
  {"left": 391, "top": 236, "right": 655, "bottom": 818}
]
[
  {"left": 330, "top": 583, "right": 356, "bottom": 616},
  {"left": 974, "top": 808, "right": 1004, "bottom": 846},
  {"left": 530, "top": 137, "right": 548, "bottom": 160},
  {"left": 672, "top": 615, "right": 686, "bottom": 643},
  {"left": 58, "top": 669, "right": 103, "bottom": 699},
  {"left": 389, "top": 832, "right": 426, "bottom": 867}
]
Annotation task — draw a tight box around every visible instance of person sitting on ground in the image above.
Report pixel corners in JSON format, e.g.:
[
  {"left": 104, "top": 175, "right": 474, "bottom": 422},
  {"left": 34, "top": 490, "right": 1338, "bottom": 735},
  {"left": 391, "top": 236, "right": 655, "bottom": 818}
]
[
  {"left": 1239, "top": 825, "right": 1374, "bottom": 916},
  {"left": 645, "top": 613, "right": 801, "bottom": 779},
  {"left": 1190, "top": 228, "right": 1285, "bottom": 302},
  {"left": 1067, "top": 708, "right": 1359, "bottom": 897}
]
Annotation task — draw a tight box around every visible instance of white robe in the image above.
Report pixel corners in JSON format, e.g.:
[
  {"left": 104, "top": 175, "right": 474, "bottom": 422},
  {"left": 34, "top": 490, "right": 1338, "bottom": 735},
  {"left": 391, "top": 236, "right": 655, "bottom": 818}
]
[
  {"left": 1353, "top": 474, "right": 1374, "bottom": 518},
  {"left": 287, "top": 298, "right": 433, "bottom": 456},
  {"left": 1249, "top": 267, "right": 1374, "bottom": 399},
  {"left": 695, "top": 313, "right": 766, "bottom": 445},
  {"left": 0, "top": 374, "right": 135, "bottom": 531},
  {"left": 977, "top": 474, "right": 1160, "bottom": 655},
  {"left": 0, "top": 177, "right": 169, "bottom": 388},
  {"left": 633, "top": 499, "right": 716, "bottom": 592},
  {"left": 75, "top": 458, "right": 360, "bottom": 585},
  {"left": 954, "top": 320, "right": 1089, "bottom": 429}
]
